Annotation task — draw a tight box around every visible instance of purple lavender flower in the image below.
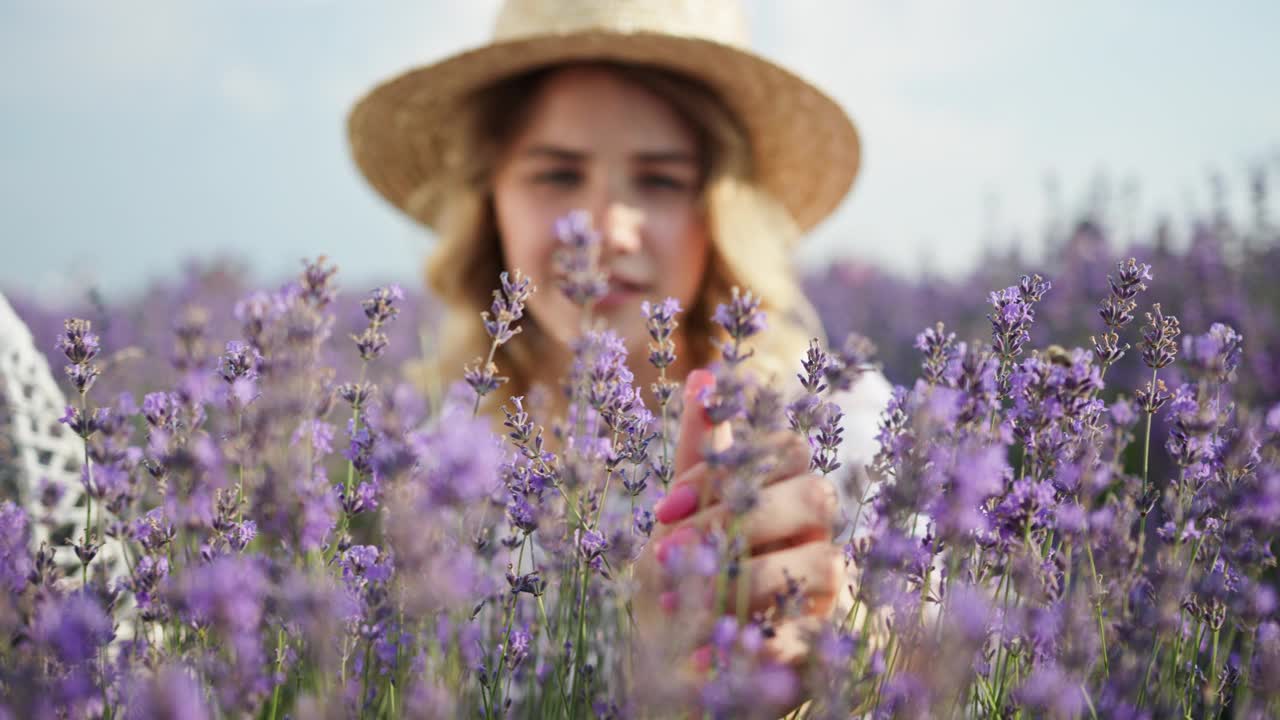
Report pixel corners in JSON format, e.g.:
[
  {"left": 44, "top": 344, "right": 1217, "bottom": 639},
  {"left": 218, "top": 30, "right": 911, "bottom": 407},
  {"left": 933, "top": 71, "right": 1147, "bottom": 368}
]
[
  {"left": 217, "top": 340, "right": 262, "bottom": 383},
  {"left": 0, "top": 502, "right": 32, "bottom": 594},
  {"left": 340, "top": 544, "right": 394, "bottom": 591},
  {"left": 927, "top": 440, "right": 1009, "bottom": 541},
  {"left": 915, "top": 322, "right": 955, "bottom": 385},
  {"left": 482, "top": 270, "right": 533, "bottom": 346},
  {"left": 33, "top": 591, "right": 114, "bottom": 665},
  {"left": 408, "top": 406, "right": 503, "bottom": 509},
  {"left": 55, "top": 317, "right": 101, "bottom": 365},
  {"left": 824, "top": 332, "right": 878, "bottom": 392},
  {"left": 298, "top": 255, "right": 338, "bottom": 308},
  {"left": 1183, "top": 322, "right": 1244, "bottom": 381},
  {"left": 122, "top": 665, "right": 211, "bottom": 720},
  {"left": 633, "top": 507, "right": 656, "bottom": 537},
  {"left": 142, "top": 391, "right": 179, "bottom": 430},
  {"left": 1139, "top": 303, "right": 1181, "bottom": 369},
  {"left": 797, "top": 339, "right": 831, "bottom": 394},
  {"left": 576, "top": 528, "right": 609, "bottom": 576},
  {"left": 641, "top": 297, "right": 682, "bottom": 370},
  {"left": 810, "top": 401, "right": 845, "bottom": 475},
  {"left": 123, "top": 554, "right": 171, "bottom": 621},
  {"left": 988, "top": 275, "right": 1051, "bottom": 363},
  {"left": 553, "top": 210, "right": 608, "bottom": 307},
  {"left": 56, "top": 317, "right": 102, "bottom": 394},
  {"left": 131, "top": 507, "right": 176, "bottom": 553},
  {"left": 1014, "top": 663, "right": 1084, "bottom": 718},
  {"left": 362, "top": 283, "right": 405, "bottom": 324},
  {"left": 168, "top": 554, "right": 268, "bottom": 634},
  {"left": 291, "top": 419, "right": 335, "bottom": 456},
  {"left": 712, "top": 287, "right": 767, "bottom": 365},
  {"left": 507, "top": 625, "right": 532, "bottom": 669}
]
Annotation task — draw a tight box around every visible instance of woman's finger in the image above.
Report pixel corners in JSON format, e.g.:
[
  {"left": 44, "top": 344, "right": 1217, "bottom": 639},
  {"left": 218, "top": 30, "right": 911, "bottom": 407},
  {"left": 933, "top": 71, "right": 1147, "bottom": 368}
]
[
  {"left": 655, "top": 431, "right": 808, "bottom": 526},
  {"left": 733, "top": 540, "right": 844, "bottom": 617},
  {"left": 671, "top": 471, "right": 839, "bottom": 551},
  {"left": 672, "top": 368, "right": 719, "bottom": 475}
]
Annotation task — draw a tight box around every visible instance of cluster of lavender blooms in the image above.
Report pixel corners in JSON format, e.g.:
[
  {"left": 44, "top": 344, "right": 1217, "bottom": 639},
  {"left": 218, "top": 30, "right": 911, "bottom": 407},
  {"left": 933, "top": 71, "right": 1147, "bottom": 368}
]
[{"left": 2, "top": 204, "right": 1279, "bottom": 719}]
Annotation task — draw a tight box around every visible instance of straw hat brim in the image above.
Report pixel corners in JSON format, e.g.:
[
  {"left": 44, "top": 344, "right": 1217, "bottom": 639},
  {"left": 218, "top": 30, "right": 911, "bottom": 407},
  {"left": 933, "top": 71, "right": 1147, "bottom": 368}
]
[{"left": 347, "top": 30, "right": 860, "bottom": 234}]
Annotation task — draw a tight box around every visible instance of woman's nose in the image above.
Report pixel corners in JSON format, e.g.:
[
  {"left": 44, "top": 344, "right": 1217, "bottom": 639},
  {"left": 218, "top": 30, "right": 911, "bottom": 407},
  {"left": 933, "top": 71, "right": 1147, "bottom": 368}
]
[{"left": 598, "top": 203, "right": 643, "bottom": 255}]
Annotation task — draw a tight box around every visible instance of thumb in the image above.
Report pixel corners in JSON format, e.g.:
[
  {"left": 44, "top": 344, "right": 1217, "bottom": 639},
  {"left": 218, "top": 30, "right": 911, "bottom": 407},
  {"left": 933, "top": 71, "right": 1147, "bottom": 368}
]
[{"left": 673, "top": 368, "right": 732, "bottom": 476}]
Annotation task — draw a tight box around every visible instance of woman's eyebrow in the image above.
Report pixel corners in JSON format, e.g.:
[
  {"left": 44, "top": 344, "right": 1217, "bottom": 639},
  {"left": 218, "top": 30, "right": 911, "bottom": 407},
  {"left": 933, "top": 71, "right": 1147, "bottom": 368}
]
[
  {"left": 523, "top": 145, "right": 586, "bottom": 161},
  {"left": 633, "top": 150, "right": 698, "bottom": 165},
  {"left": 522, "top": 145, "right": 696, "bottom": 165}
]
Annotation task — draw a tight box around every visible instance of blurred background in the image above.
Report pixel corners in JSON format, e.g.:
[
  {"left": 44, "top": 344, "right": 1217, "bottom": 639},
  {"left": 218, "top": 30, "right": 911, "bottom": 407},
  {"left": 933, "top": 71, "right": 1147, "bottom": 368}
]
[
  {"left": 2, "top": 0, "right": 1278, "bottom": 301},
  {"left": 2, "top": 1, "right": 1279, "bottom": 406}
]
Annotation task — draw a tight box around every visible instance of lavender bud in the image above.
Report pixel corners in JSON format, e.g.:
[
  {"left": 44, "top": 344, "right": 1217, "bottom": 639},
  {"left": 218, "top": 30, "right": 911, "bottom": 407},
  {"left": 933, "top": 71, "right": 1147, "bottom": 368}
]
[
  {"left": 1136, "top": 378, "right": 1171, "bottom": 414},
  {"left": 1109, "top": 258, "right": 1152, "bottom": 302},
  {"left": 351, "top": 326, "right": 390, "bottom": 361},
  {"left": 915, "top": 323, "right": 955, "bottom": 385},
  {"left": 59, "top": 405, "right": 95, "bottom": 439},
  {"left": 798, "top": 339, "right": 830, "bottom": 394},
  {"left": 217, "top": 340, "right": 262, "bottom": 383},
  {"left": 506, "top": 569, "right": 545, "bottom": 597},
  {"left": 337, "top": 381, "right": 376, "bottom": 407},
  {"left": 171, "top": 305, "right": 210, "bottom": 372},
  {"left": 482, "top": 270, "right": 533, "bottom": 345},
  {"left": 1139, "top": 304, "right": 1181, "bottom": 370},
  {"left": 712, "top": 287, "right": 766, "bottom": 365},
  {"left": 1182, "top": 322, "right": 1243, "bottom": 382},
  {"left": 64, "top": 362, "right": 101, "bottom": 394},
  {"left": 811, "top": 401, "right": 845, "bottom": 475},
  {"left": 633, "top": 508, "right": 656, "bottom": 537},
  {"left": 553, "top": 211, "right": 608, "bottom": 307},
  {"left": 362, "top": 283, "right": 404, "bottom": 324},
  {"left": 464, "top": 360, "right": 505, "bottom": 399},
  {"left": 56, "top": 318, "right": 101, "bottom": 365},
  {"left": 824, "top": 333, "right": 877, "bottom": 392},
  {"left": 642, "top": 297, "right": 682, "bottom": 370},
  {"left": 299, "top": 255, "right": 338, "bottom": 308}
]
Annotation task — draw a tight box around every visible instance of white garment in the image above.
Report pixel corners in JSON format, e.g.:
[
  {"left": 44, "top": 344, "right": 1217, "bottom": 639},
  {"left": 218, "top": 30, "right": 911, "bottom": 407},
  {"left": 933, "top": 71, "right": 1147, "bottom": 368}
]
[{"left": 827, "top": 368, "right": 895, "bottom": 541}]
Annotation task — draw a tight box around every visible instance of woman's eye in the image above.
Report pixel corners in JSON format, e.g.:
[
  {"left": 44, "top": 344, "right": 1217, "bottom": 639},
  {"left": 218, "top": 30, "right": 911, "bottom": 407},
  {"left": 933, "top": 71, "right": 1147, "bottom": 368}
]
[
  {"left": 638, "top": 173, "right": 689, "bottom": 191},
  {"left": 533, "top": 169, "right": 581, "bottom": 187}
]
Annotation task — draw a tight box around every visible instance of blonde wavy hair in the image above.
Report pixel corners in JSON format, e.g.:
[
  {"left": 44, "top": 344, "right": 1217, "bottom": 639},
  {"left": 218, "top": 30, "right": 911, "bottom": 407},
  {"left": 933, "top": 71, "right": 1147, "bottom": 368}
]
[{"left": 410, "top": 62, "right": 825, "bottom": 415}]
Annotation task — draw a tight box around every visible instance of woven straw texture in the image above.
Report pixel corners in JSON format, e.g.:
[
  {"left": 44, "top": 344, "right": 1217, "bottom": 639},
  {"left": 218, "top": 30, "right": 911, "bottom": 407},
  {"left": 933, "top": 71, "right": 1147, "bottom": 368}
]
[{"left": 347, "top": 0, "right": 860, "bottom": 234}]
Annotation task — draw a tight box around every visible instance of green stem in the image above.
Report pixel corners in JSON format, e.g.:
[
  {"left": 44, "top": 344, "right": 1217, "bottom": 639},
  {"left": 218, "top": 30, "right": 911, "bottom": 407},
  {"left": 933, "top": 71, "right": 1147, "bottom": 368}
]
[
  {"left": 1136, "top": 367, "right": 1158, "bottom": 563},
  {"left": 489, "top": 537, "right": 528, "bottom": 717},
  {"left": 269, "top": 627, "right": 286, "bottom": 720},
  {"left": 1084, "top": 540, "right": 1111, "bottom": 677}
]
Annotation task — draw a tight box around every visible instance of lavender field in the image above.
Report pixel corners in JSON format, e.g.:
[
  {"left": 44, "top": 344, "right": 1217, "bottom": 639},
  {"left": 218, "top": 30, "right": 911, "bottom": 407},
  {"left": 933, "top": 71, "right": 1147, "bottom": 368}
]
[{"left": 1, "top": 198, "right": 1278, "bottom": 718}]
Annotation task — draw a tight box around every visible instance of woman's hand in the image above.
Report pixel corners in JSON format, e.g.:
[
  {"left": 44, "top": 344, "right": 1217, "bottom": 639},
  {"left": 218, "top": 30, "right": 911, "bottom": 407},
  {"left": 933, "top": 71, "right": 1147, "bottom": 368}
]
[{"left": 632, "top": 368, "right": 847, "bottom": 711}]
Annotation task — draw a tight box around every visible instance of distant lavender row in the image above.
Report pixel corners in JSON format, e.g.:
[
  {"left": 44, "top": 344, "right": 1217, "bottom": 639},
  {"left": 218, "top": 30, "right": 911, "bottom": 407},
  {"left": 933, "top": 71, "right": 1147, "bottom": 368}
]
[
  {"left": 806, "top": 216, "right": 1280, "bottom": 409},
  {"left": 10, "top": 215, "right": 1279, "bottom": 414}
]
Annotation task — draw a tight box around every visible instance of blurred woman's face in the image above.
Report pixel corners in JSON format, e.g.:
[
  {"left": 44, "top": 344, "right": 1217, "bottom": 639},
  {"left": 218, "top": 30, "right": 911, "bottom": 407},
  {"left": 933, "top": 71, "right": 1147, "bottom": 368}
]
[{"left": 491, "top": 65, "right": 711, "bottom": 357}]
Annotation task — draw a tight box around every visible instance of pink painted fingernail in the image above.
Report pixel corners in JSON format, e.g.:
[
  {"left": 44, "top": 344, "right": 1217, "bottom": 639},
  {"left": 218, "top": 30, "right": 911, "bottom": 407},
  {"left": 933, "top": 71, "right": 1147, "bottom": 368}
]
[
  {"left": 656, "top": 526, "right": 698, "bottom": 565},
  {"left": 691, "top": 645, "right": 714, "bottom": 673},
  {"left": 660, "top": 591, "right": 679, "bottom": 613},
  {"left": 655, "top": 484, "right": 698, "bottom": 524}
]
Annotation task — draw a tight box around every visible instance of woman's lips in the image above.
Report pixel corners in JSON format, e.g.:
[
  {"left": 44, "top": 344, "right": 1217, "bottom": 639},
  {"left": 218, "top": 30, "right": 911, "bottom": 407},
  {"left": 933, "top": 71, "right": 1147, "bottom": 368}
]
[{"left": 596, "top": 279, "right": 649, "bottom": 309}]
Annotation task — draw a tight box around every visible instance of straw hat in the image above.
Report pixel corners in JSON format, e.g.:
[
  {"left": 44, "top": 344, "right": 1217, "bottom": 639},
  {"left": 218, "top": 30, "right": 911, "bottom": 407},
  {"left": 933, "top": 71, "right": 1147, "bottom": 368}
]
[{"left": 347, "top": 0, "right": 861, "bottom": 234}]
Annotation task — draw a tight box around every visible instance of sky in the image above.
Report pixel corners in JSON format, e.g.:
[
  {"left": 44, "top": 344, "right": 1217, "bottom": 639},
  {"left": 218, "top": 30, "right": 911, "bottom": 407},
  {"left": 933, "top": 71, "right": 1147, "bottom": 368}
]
[{"left": 2, "top": 1, "right": 1278, "bottom": 303}]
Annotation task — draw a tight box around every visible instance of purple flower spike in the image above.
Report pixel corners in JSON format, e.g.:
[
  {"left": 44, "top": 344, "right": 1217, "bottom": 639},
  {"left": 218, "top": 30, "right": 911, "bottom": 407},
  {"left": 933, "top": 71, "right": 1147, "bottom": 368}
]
[
  {"left": 55, "top": 317, "right": 101, "bottom": 365},
  {"left": 712, "top": 287, "right": 766, "bottom": 365},
  {"left": 34, "top": 591, "right": 114, "bottom": 665},
  {"left": 553, "top": 210, "right": 608, "bottom": 307},
  {"left": 641, "top": 297, "right": 682, "bottom": 370},
  {"left": 1139, "top": 303, "right": 1181, "bottom": 370},
  {"left": 362, "top": 283, "right": 405, "bottom": 325},
  {"left": 218, "top": 341, "right": 262, "bottom": 383},
  {"left": 0, "top": 502, "right": 32, "bottom": 594}
]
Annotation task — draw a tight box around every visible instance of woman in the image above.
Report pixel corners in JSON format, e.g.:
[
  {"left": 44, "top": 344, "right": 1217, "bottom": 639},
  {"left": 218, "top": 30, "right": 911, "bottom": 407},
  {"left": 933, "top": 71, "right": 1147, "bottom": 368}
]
[{"left": 347, "top": 0, "right": 891, "bottom": 708}]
